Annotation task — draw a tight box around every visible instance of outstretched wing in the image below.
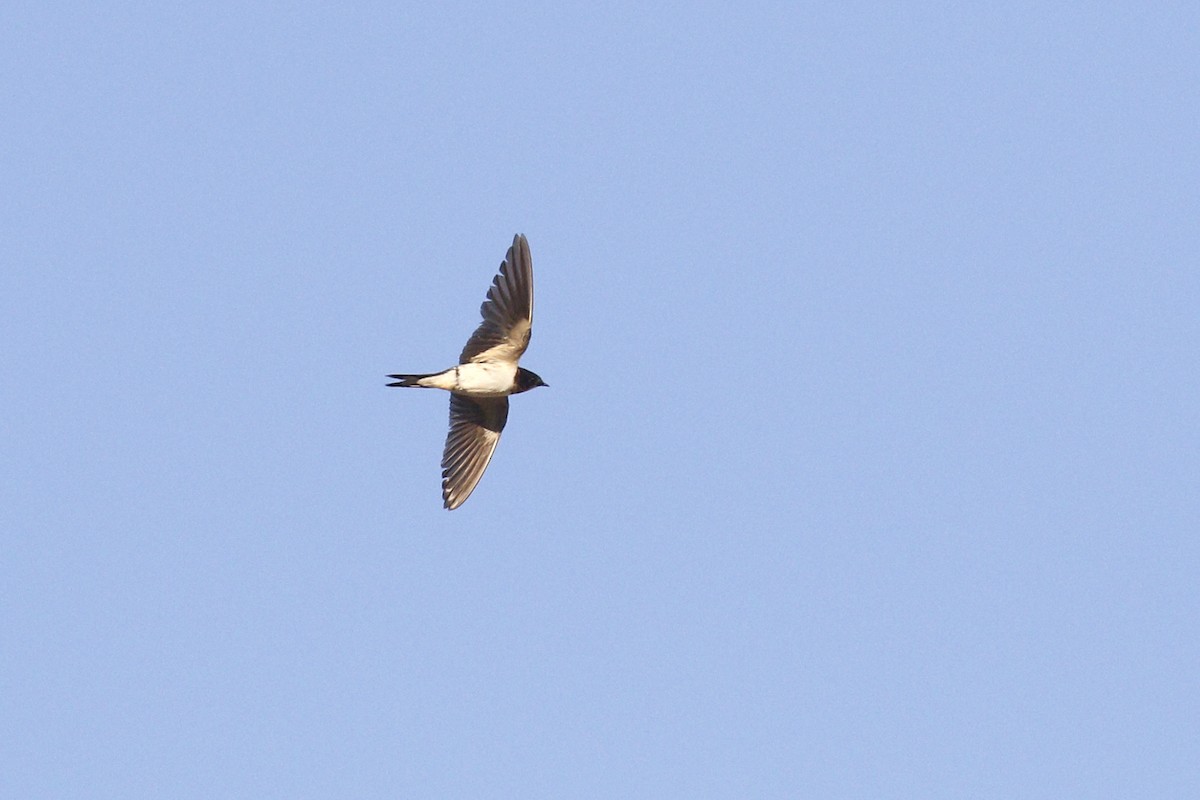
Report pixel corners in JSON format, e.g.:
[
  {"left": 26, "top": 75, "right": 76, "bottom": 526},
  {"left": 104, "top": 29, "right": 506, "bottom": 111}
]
[
  {"left": 459, "top": 234, "right": 534, "bottom": 364},
  {"left": 441, "top": 393, "right": 510, "bottom": 510}
]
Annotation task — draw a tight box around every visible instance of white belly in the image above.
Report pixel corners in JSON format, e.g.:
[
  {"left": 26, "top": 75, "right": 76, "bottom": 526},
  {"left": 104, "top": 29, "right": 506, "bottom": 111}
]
[{"left": 450, "top": 361, "right": 517, "bottom": 396}]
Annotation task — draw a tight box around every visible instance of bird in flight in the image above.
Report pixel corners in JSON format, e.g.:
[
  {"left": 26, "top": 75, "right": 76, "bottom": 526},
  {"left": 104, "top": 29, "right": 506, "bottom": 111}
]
[{"left": 388, "top": 234, "right": 547, "bottom": 509}]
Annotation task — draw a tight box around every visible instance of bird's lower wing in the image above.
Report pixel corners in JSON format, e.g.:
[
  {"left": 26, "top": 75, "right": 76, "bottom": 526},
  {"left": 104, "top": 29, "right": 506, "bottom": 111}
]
[{"left": 441, "top": 394, "right": 510, "bottom": 510}]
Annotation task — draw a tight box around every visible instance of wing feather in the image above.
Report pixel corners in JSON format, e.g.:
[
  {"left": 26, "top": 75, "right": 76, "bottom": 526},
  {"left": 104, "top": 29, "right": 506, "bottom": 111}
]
[
  {"left": 441, "top": 394, "right": 509, "bottom": 510},
  {"left": 459, "top": 234, "right": 534, "bottom": 364}
]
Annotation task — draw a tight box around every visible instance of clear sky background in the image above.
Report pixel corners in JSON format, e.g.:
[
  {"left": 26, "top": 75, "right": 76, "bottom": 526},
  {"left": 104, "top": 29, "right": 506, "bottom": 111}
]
[{"left": 3, "top": 3, "right": 1198, "bottom": 797}]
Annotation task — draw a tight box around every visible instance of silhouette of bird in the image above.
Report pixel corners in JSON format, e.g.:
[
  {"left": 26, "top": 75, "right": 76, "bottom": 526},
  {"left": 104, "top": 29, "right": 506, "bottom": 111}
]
[{"left": 388, "top": 234, "right": 547, "bottom": 509}]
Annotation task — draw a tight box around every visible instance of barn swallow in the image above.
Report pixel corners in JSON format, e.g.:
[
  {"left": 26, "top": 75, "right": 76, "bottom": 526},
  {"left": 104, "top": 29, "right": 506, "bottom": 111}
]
[{"left": 388, "top": 234, "right": 547, "bottom": 509}]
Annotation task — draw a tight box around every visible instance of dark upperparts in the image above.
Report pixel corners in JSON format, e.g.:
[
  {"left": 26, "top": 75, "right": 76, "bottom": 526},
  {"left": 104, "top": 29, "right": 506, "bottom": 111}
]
[{"left": 514, "top": 368, "right": 548, "bottom": 393}]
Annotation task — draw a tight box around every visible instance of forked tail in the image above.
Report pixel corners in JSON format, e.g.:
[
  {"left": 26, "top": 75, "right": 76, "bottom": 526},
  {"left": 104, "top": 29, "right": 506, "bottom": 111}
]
[{"left": 386, "top": 373, "right": 435, "bottom": 388}]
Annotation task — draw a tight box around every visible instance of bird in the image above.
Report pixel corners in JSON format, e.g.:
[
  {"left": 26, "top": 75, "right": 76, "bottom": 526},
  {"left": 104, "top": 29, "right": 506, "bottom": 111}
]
[{"left": 388, "top": 234, "right": 547, "bottom": 510}]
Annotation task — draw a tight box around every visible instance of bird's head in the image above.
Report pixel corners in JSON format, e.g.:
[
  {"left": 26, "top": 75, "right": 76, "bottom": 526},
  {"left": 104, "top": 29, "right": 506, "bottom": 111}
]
[{"left": 514, "top": 368, "right": 548, "bottom": 393}]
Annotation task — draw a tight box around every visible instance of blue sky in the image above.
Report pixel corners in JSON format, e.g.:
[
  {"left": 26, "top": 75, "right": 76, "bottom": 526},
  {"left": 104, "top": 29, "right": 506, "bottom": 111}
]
[{"left": 3, "top": 3, "right": 1198, "bottom": 797}]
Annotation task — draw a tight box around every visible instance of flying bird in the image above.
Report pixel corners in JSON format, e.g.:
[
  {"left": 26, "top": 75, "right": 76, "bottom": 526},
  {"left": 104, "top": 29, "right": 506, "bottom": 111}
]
[{"left": 388, "top": 234, "right": 547, "bottom": 509}]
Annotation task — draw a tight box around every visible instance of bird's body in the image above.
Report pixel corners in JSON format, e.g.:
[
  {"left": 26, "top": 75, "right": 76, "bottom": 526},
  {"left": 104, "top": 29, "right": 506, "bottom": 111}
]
[
  {"left": 388, "top": 234, "right": 546, "bottom": 510},
  {"left": 389, "top": 361, "right": 521, "bottom": 396}
]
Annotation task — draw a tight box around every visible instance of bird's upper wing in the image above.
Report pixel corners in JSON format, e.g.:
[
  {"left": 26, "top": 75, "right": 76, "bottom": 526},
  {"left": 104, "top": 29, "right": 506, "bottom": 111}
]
[
  {"left": 459, "top": 234, "right": 534, "bottom": 364},
  {"left": 441, "top": 393, "right": 510, "bottom": 510}
]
